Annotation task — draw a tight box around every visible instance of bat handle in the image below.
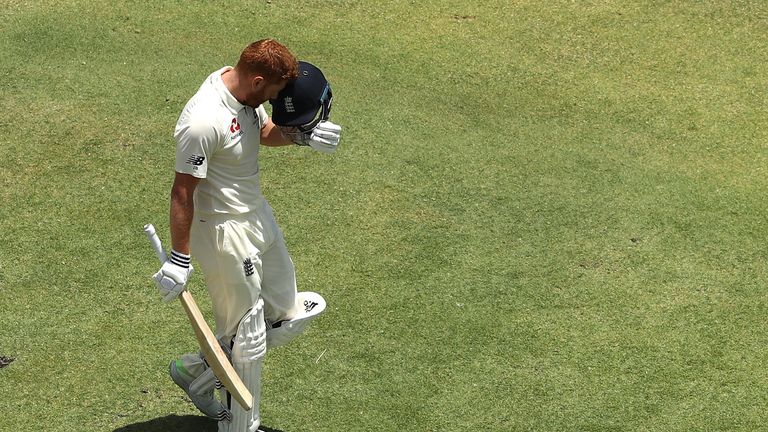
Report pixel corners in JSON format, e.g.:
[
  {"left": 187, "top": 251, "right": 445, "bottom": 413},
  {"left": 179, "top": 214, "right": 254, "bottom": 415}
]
[{"left": 143, "top": 224, "right": 168, "bottom": 263}]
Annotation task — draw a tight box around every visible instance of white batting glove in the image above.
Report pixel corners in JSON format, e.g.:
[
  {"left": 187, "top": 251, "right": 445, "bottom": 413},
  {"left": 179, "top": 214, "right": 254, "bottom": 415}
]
[
  {"left": 307, "top": 121, "right": 341, "bottom": 153},
  {"left": 281, "top": 121, "right": 342, "bottom": 153},
  {"left": 152, "top": 250, "right": 193, "bottom": 302}
]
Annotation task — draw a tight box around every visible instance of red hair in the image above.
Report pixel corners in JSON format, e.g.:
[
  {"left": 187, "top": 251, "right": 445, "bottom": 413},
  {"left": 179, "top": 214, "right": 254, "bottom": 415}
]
[{"left": 236, "top": 39, "right": 299, "bottom": 82}]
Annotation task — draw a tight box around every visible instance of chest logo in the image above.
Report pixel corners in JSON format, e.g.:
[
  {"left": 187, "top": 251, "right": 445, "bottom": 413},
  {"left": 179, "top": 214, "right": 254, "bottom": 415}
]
[{"left": 230, "top": 118, "right": 241, "bottom": 134}]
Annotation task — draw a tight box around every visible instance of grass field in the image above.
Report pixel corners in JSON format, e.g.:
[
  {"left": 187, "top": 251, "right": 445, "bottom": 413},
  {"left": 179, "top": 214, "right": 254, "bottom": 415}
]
[{"left": 2, "top": 1, "right": 768, "bottom": 431}]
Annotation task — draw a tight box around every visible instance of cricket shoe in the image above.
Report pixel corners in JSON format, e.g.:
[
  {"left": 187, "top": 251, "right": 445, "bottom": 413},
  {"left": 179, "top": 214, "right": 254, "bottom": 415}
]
[{"left": 169, "top": 359, "right": 231, "bottom": 421}]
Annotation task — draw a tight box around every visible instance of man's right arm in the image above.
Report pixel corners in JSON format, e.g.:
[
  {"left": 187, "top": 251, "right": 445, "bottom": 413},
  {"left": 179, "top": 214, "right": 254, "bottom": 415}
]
[
  {"left": 170, "top": 172, "right": 201, "bottom": 255},
  {"left": 152, "top": 171, "right": 200, "bottom": 303}
]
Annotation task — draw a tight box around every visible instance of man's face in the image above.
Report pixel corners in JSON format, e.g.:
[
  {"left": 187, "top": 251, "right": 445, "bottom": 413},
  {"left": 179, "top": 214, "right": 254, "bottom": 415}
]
[{"left": 246, "top": 77, "right": 288, "bottom": 107}]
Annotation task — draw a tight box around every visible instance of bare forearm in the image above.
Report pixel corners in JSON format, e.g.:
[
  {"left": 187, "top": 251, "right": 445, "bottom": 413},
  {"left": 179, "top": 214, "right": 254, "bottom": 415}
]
[
  {"left": 170, "top": 195, "right": 193, "bottom": 254},
  {"left": 260, "top": 118, "right": 294, "bottom": 147},
  {"left": 169, "top": 173, "right": 199, "bottom": 254}
]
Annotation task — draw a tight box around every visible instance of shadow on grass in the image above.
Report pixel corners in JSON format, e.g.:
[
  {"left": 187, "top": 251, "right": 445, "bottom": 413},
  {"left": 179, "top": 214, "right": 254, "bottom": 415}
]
[{"left": 113, "top": 414, "right": 284, "bottom": 432}]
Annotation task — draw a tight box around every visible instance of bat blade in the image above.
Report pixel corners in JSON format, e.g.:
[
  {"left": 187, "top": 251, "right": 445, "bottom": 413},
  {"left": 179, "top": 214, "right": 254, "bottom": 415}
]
[
  {"left": 178, "top": 290, "right": 253, "bottom": 410},
  {"left": 143, "top": 224, "right": 253, "bottom": 411}
]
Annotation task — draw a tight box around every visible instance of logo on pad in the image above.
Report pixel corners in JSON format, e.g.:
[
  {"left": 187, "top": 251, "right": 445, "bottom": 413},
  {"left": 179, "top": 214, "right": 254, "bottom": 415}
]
[{"left": 304, "top": 300, "right": 318, "bottom": 312}]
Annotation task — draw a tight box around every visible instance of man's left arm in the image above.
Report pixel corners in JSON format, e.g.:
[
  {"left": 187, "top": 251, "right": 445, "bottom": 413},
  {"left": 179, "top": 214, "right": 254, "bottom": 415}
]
[
  {"left": 260, "top": 117, "right": 294, "bottom": 147},
  {"left": 261, "top": 118, "right": 342, "bottom": 153}
]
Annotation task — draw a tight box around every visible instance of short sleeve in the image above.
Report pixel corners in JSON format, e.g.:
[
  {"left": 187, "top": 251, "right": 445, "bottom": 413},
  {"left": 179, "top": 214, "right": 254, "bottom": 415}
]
[
  {"left": 256, "top": 105, "right": 269, "bottom": 130},
  {"left": 174, "top": 112, "right": 219, "bottom": 178}
]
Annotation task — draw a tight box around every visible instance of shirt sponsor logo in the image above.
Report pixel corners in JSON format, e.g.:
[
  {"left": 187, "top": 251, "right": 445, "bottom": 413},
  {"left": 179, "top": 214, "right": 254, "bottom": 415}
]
[
  {"left": 230, "top": 117, "right": 243, "bottom": 137},
  {"left": 230, "top": 118, "right": 241, "bottom": 133}
]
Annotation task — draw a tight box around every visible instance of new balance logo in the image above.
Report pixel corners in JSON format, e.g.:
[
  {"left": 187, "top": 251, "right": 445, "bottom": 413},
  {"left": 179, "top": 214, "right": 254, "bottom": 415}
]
[
  {"left": 243, "top": 258, "right": 255, "bottom": 277},
  {"left": 284, "top": 97, "right": 295, "bottom": 113},
  {"left": 304, "top": 300, "right": 318, "bottom": 313},
  {"left": 186, "top": 155, "right": 205, "bottom": 166}
]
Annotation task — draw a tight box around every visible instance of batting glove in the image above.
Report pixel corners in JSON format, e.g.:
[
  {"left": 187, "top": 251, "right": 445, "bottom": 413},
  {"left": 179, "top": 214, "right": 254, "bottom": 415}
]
[
  {"left": 307, "top": 121, "right": 341, "bottom": 153},
  {"left": 153, "top": 250, "right": 193, "bottom": 302},
  {"left": 281, "top": 121, "right": 342, "bottom": 153}
]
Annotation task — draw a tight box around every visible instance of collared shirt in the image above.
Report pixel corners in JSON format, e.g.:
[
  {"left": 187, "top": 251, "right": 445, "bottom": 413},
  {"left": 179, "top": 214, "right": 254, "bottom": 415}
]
[{"left": 174, "top": 67, "right": 269, "bottom": 215}]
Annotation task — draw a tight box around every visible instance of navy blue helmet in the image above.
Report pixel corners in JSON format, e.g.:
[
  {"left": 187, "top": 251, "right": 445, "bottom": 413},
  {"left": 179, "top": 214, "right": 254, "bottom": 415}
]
[{"left": 270, "top": 61, "right": 333, "bottom": 132}]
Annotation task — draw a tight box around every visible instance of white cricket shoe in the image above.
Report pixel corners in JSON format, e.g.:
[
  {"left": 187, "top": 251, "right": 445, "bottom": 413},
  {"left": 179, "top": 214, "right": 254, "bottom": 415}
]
[{"left": 169, "top": 359, "right": 231, "bottom": 421}]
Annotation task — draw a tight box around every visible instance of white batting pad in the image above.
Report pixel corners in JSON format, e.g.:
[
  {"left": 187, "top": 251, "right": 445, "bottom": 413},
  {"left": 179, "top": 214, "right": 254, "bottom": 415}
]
[
  {"left": 219, "top": 299, "right": 266, "bottom": 432},
  {"left": 266, "top": 291, "right": 326, "bottom": 348}
]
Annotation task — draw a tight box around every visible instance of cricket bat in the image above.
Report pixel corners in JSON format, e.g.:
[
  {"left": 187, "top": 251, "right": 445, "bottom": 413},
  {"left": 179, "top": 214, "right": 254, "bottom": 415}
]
[{"left": 143, "top": 224, "right": 253, "bottom": 411}]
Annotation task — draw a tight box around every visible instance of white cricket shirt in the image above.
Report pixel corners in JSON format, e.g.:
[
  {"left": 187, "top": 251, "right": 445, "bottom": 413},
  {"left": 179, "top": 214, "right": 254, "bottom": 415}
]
[{"left": 174, "top": 67, "right": 269, "bottom": 215}]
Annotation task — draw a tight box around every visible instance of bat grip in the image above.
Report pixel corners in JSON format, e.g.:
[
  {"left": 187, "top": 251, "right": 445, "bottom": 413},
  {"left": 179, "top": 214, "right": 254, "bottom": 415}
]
[{"left": 143, "top": 224, "right": 168, "bottom": 263}]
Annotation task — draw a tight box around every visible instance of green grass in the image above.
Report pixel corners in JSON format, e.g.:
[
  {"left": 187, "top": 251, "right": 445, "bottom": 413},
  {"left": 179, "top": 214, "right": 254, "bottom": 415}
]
[{"left": 2, "top": 1, "right": 768, "bottom": 431}]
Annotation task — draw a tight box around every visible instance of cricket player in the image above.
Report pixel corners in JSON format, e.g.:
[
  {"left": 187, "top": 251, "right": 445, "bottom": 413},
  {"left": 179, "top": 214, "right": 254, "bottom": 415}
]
[{"left": 152, "top": 39, "right": 340, "bottom": 431}]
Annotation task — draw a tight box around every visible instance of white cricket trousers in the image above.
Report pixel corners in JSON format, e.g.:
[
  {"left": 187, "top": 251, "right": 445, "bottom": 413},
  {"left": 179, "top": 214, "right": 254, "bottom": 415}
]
[{"left": 191, "top": 199, "right": 300, "bottom": 340}]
